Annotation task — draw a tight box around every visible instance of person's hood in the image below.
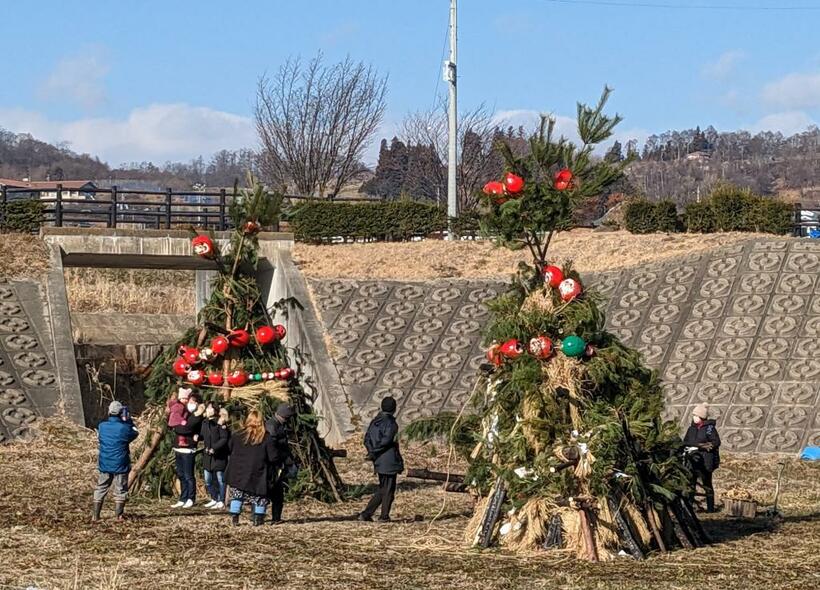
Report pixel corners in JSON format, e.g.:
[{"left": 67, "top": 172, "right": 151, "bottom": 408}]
[{"left": 372, "top": 411, "right": 395, "bottom": 426}]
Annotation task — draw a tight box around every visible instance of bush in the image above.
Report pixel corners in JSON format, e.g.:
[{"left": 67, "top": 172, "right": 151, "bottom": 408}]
[
  {"left": 623, "top": 198, "right": 680, "bottom": 234},
  {"left": 683, "top": 184, "right": 793, "bottom": 235},
  {"left": 751, "top": 198, "right": 793, "bottom": 234},
  {"left": 0, "top": 199, "right": 44, "bottom": 233},
  {"left": 709, "top": 184, "right": 756, "bottom": 231},
  {"left": 289, "top": 200, "right": 448, "bottom": 243},
  {"left": 683, "top": 200, "right": 715, "bottom": 233}
]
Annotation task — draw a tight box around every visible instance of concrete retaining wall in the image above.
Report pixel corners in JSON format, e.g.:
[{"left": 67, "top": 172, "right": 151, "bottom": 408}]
[{"left": 312, "top": 237, "right": 820, "bottom": 454}]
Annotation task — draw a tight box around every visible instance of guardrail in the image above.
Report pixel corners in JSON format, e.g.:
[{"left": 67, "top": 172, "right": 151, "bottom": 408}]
[{"left": 0, "top": 185, "right": 380, "bottom": 230}]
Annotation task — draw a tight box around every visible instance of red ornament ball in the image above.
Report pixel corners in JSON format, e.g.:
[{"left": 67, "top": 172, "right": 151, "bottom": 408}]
[
  {"left": 228, "top": 329, "right": 251, "bottom": 348},
  {"left": 558, "top": 278, "right": 583, "bottom": 302},
  {"left": 183, "top": 348, "right": 201, "bottom": 365},
  {"left": 211, "top": 336, "right": 229, "bottom": 355},
  {"left": 486, "top": 343, "right": 503, "bottom": 367},
  {"left": 554, "top": 168, "right": 573, "bottom": 191},
  {"left": 256, "top": 326, "right": 275, "bottom": 345},
  {"left": 528, "top": 336, "right": 554, "bottom": 359},
  {"left": 503, "top": 172, "right": 525, "bottom": 194},
  {"left": 542, "top": 265, "right": 564, "bottom": 289},
  {"left": 275, "top": 367, "right": 295, "bottom": 380},
  {"left": 173, "top": 358, "right": 191, "bottom": 377},
  {"left": 187, "top": 369, "right": 205, "bottom": 386},
  {"left": 191, "top": 235, "right": 215, "bottom": 259},
  {"left": 499, "top": 339, "right": 524, "bottom": 359},
  {"left": 206, "top": 371, "right": 224, "bottom": 386},
  {"left": 242, "top": 220, "right": 261, "bottom": 235},
  {"left": 226, "top": 370, "right": 247, "bottom": 387},
  {"left": 272, "top": 324, "right": 287, "bottom": 341},
  {"left": 482, "top": 181, "right": 506, "bottom": 202}
]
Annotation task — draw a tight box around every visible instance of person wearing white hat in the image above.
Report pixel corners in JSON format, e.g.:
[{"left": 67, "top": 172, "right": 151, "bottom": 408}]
[
  {"left": 683, "top": 402, "right": 721, "bottom": 512},
  {"left": 93, "top": 400, "right": 139, "bottom": 521}
]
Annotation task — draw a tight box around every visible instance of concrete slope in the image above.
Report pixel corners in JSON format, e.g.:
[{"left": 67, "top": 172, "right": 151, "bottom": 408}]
[{"left": 313, "top": 236, "right": 820, "bottom": 454}]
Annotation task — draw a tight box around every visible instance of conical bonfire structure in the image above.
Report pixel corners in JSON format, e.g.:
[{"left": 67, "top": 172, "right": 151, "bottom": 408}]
[
  {"left": 129, "top": 182, "right": 344, "bottom": 502},
  {"left": 408, "top": 89, "right": 706, "bottom": 560}
]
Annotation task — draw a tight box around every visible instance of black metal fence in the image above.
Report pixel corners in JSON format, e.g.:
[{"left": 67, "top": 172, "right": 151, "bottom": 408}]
[{"left": 0, "top": 185, "right": 378, "bottom": 231}]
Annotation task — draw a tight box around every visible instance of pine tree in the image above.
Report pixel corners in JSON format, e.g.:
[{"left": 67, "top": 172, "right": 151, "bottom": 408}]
[
  {"left": 409, "top": 88, "right": 705, "bottom": 560},
  {"left": 129, "top": 182, "right": 344, "bottom": 502}
]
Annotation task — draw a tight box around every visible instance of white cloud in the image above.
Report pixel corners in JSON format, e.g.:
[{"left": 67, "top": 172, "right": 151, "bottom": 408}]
[
  {"left": 748, "top": 111, "right": 816, "bottom": 136},
  {"left": 0, "top": 103, "right": 256, "bottom": 165},
  {"left": 762, "top": 71, "right": 820, "bottom": 109},
  {"left": 38, "top": 48, "right": 110, "bottom": 110},
  {"left": 702, "top": 50, "right": 745, "bottom": 80}
]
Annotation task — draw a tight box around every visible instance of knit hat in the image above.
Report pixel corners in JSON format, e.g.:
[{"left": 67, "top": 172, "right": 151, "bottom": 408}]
[
  {"left": 693, "top": 403, "right": 709, "bottom": 420},
  {"left": 178, "top": 387, "right": 192, "bottom": 401},
  {"left": 381, "top": 396, "right": 397, "bottom": 414},
  {"left": 275, "top": 403, "right": 295, "bottom": 420},
  {"left": 108, "top": 400, "right": 124, "bottom": 416}
]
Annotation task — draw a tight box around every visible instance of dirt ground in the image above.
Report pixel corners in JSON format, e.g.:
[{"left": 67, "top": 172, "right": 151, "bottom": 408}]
[
  {"left": 1, "top": 419, "right": 818, "bottom": 590},
  {"left": 293, "top": 230, "right": 770, "bottom": 280}
]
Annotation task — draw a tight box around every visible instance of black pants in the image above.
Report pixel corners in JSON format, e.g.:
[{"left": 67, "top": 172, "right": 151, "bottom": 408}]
[
  {"left": 269, "top": 473, "right": 288, "bottom": 521},
  {"left": 690, "top": 463, "right": 715, "bottom": 511},
  {"left": 362, "top": 473, "right": 397, "bottom": 519},
  {"left": 174, "top": 452, "right": 196, "bottom": 502}
]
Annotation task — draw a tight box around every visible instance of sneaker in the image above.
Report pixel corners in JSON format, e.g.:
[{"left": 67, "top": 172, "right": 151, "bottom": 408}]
[
  {"left": 204, "top": 500, "right": 217, "bottom": 508},
  {"left": 182, "top": 499, "right": 194, "bottom": 509},
  {"left": 378, "top": 516, "right": 391, "bottom": 522},
  {"left": 211, "top": 502, "right": 225, "bottom": 510},
  {"left": 357, "top": 513, "right": 373, "bottom": 522},
  {"left": 171, "top": 501, "right": 185, "bottom": 509}
]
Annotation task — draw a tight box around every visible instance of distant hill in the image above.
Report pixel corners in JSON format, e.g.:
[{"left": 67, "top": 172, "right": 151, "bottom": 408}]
[{"left": 0, "top": 126, "right": 257, "bottom": 190}]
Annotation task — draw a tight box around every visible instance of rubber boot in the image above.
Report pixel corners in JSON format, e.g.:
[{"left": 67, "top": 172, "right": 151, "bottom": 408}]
[
  {"left": 92, "top": 501, "right": 103, "bottom": 522},
  {"left": 230, "top": 513, "right": 240, "bottom": 526},
  {"left": 253, "top": 513, "right": 264, "bottom": 526},
  {"left": 114, "top": 502, "right": 125, "bottom": 521}
]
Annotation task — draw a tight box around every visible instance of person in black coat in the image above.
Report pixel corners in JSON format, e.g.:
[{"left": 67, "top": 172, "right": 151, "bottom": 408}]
[
  {"left": 358, "top": 396, "right": 404, "bottom": 522},
  {"left": 201, "top": 403, "right": 230, "bottom": 509},
  {"left": 171, "top": 393, "right": 205, "bottom": 509},
  {"left": 683, "top": 402, "right": 721, "bottom": 512},
  {"left": 265, "top": 403, "right": 295, "bottom": 524},
  {"left": 225, "top": 409, "right": 279, "bottom": 526}
]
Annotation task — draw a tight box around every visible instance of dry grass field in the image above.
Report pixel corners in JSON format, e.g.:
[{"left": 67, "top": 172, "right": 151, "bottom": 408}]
[
  {"left": 293, "top": 230, "right": 769, "bottom": 280},
  {"left": 1, "top": 419, "right": 818, "bottom": 590},
  {"left": 0, "top": 230, "right": 770, "bottom": 315}
]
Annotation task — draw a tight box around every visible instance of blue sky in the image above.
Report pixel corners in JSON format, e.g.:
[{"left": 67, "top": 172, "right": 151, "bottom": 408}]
[{"left": 2, "top": 0, "right": 820, "bottom": 166}]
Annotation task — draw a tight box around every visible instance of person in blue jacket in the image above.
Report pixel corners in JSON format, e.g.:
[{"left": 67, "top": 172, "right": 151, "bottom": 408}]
[{"left": 93, "top": 400, "right": 139, "bottom": 521}]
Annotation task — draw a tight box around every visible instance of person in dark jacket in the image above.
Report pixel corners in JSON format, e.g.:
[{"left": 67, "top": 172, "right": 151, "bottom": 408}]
[
  {"left": 93, "top": 400, "right": 139, "bottom": 521},
  {"left": 358, "top": 396, "right": 404, "bottom": 522},
  {"left": 225, "top": 409, "right": 279, "bottom": 526},
  {"left": 683, "top": 402, "right": 721, "bottom": 512},
  {"left": 265, "top": 403, "right": 295, "bottom": 524},
  {"left": 201, "top": 403, "right": 230, "bottom": 509},
  {"left": 171, "top": 393, "right": 205, "bottom": 509}
]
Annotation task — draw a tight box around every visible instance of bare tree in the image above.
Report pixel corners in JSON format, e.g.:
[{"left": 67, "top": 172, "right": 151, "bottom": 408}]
[
  {"left": 401, "top": 102, "right": 500, "bottom": 211},
  {"left": 255, "top": 53, "right": 388, "bottom": 198}
]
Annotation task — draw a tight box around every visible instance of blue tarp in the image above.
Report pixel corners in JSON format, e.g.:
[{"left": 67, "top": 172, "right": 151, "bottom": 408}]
[{"left": 799, "top": 446, "right": 820, "bottom": 461}]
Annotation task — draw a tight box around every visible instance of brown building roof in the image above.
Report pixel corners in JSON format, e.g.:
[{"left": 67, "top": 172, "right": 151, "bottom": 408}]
[{"left": 0, "top": 178, "right": 96, "bottom": 190}]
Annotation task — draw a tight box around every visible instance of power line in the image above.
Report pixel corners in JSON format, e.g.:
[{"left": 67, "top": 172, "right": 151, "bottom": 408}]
[{"left": 542, "top": 0, "right": 820, "bottom": 10}]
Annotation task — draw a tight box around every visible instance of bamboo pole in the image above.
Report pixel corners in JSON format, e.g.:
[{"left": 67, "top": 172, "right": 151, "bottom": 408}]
[
  {"left": 666, "top": 503, "right": 694, "bottom": 549},
  {"left": 607, "top": 495, "right": 645, "bottom": 560},
  {"left": 645, "top": 503, "right": 668, "bottom": 553},
  {"left": 128, "top": 423, "right": 166, "bottom": 490},
  {"left": 406, "top": 468, "right": 465, "bottom": 483},
  {"left": 578, "top": 508, "right": 599, "bottom": 562}
]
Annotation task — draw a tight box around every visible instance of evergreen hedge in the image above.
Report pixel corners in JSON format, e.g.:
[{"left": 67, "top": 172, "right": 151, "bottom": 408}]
[
  {"left": 0, "top": 200, "right": 45, "bottom": 233},
  {"left": 684, "top": 185, "right": 793, "bottom": 234},
  {"left": 289, "top": 200, "right": 480, "bottom": 243},
  {"left": 622, "top": 198, "right": 679, "bottom": 234}
]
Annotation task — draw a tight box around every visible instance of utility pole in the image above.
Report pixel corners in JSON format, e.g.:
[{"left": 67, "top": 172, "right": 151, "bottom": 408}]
[{"left": 444, "top": 0, "right": 458, "bottom": 238}]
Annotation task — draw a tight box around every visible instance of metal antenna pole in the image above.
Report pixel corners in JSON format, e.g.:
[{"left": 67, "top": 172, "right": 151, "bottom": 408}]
[{"left": 445, "top": 0, "right": 458, "bottom": 238}]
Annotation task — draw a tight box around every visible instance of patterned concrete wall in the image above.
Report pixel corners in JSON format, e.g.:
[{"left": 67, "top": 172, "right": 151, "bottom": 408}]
[
  {"left": 312, "top": 237, "right": 820, "bottom": 454},
  {"left": 0, "top": 280, "right": 62, "bottom": 441},
  {"left": 309, "top": 280, "right": 504, "bottom": 423}
]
